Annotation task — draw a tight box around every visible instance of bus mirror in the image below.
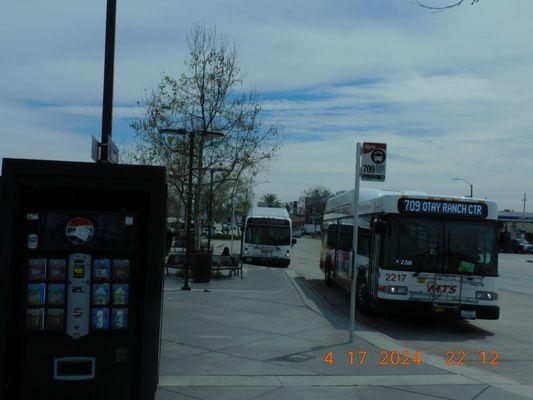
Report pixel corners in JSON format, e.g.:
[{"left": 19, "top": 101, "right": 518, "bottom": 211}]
[
  {"left": 374, "top": 221, "right": 388, "bottom": 236},
  {"left": 291, "top": 238, "right": 297, "bottom": 246}
]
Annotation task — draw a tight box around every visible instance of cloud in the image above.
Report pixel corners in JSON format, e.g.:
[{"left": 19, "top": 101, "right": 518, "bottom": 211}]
[{"left": 0, "top": 101, "right": 91, "bottom": 171}]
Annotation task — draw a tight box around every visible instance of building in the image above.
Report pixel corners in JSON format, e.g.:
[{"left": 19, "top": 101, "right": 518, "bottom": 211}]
[{"left": 498, "top": 211, "right": 533, "bottom": 242}]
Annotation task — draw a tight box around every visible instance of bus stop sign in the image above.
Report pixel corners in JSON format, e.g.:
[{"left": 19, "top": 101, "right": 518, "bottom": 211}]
[{"left": 361, "top": 142, "right": 386, "bottom": 181}]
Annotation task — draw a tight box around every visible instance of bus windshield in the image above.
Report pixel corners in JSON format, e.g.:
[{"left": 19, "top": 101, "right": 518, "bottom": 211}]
[
  {"left": 383, "top": 216, "right": 497, "bottom": 276},
  {"left": 245, "top": 220, "right": 291, "bottom": 246}
]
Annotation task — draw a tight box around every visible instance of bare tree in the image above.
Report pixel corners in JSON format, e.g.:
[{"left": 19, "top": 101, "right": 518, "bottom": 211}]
[
  {"left": 413, "top": 0, "right": 480, "bottom": 11},
  {"left": 130, "top": 22, "right": 282, "bottom": 249},
  {"left": 301, "top": 186, "right": 332, "bottom": 225}
]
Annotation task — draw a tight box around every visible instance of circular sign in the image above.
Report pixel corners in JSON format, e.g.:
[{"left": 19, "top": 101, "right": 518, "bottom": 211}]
[
  {"left": 371, "top": 149, "right": 386, "bottom": 164},
  {"left": 66, "top": 217, "right": 94, "bottom": 245}
]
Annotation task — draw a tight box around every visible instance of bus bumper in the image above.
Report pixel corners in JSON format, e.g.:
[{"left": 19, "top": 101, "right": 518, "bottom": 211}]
[
  {"left": 375, "top": 299, "right": 499, "bottom": 320},
  {"left": 242, "top": 257, "right": 290, "bottom": 267}
]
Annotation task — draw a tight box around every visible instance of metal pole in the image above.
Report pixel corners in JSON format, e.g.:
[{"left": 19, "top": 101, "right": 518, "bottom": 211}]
[
  {"left": 183, "top": 132, "right": 195, "bottom": 291},
  {"left": 349, "top": 142, "right": 362, "bottom": 343},
  {"left": 207, "top": 169, "right": 214, "bottom": 250},
  {"left": 230, "top": 192, "right": 235, "bottom": 255},
  {"left": 100, "top": 0, "right": 117, "bottom": 162}
]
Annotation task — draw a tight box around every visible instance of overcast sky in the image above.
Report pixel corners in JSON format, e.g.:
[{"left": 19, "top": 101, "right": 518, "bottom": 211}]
[{"left": 1, "top": 0, "right": 532, "bottom": 210}]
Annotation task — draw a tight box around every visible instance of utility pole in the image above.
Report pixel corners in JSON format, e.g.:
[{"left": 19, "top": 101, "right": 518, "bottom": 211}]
[{"left": 523, "top": 193, "right": 527, "bottom": 229}]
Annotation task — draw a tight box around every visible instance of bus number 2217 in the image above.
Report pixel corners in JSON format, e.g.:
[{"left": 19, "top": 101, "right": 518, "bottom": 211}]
[{"left": 385, "top": 273, "right": 407, "bottom": 282}]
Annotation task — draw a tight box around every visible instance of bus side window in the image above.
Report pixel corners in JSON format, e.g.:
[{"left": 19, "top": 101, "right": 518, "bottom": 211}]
[
  {"left": 357, "top": 227, "right": 371, "bottom": 256},
  {"left": 326, "top": 225, "right": 338, "bottom": 248}
]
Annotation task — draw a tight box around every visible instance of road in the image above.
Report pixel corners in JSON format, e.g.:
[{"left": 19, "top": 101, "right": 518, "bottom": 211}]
[{"left": 288, "top": 237, "right": 533, "bottom": 386}]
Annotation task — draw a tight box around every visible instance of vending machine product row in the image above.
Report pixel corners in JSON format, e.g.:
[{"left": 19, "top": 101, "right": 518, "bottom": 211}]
[{"left": 0, "top": 159, "right": 167, "bottom": 400}]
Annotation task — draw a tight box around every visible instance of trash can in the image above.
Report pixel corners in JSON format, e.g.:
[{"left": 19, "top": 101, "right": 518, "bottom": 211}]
[{"left": 192, "top": 250, "right": 213, "bottom": 282}]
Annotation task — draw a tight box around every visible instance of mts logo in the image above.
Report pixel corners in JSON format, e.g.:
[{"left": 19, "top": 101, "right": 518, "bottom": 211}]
[{"left": 427, "top": 284, "right": 457, "bottom": 294}]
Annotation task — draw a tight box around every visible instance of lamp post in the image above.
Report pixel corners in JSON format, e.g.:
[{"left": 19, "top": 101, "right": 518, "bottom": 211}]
[
  {"left": 452, "top": 178, "right": 473, "bottom": 198},
  {"left": 160, "top": 127, "right": 223, "bottom": 290}
]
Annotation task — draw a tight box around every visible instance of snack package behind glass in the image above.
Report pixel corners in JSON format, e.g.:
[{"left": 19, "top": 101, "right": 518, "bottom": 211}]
[
  {"left": 27, "top": 283, "right": 46, "bottom": 306},
  {"left": 47, "top": 284, "right": 65, "bottom": 306},
  {"left": 92, "top": 284, "right": 110, "bottom": 306},
  {"left": 26, "top": 308, "right": 45, "bottom": 330},
  {"left": 112, "top": 284, "right": 129, "bottom": 305},
  {"left": 112, "top": 259, "right": 130, "bottom": 281},
  {"left": 93, "top": 258, "right": 111, "bottom": 281},
  {"left": 46, "top": 309, "right": 65, "bottom": 331},
  {"left": 112, "top": 308, "right": 128, "bottom": 329},
  {"left": 48, "top": 258, "right": 67, "bottom": 281},
  {"left": 91, "top": 308, "right": 109, "bottom": 330},
  {"left": 28, "top": 258, "right": 47, "bottom": 281}
]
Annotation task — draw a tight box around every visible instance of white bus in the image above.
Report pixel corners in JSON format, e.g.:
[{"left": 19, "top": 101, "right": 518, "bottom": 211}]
[
  {"left": 320, "top": 189, "right": 499, "bottom": 320},
  {"left": 241, "top": 207, "right": 296, "bottom": 267}
]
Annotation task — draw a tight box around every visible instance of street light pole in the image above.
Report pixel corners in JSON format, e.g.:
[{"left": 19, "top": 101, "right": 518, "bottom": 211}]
[
  {"left": 100, "top": 0, "right": 117, "bottom": 162},
  {"left": 160, "top": 127, "right": 223, "bottom": 290},
  {"left": 182, "top": 131, "right": 195, "bottom": 290},
  {"left": 208, "top": 169, "right": 215, "bottom": 251},
  {"left": 452, "top": 178, "right": 473, "bottom": 198}
]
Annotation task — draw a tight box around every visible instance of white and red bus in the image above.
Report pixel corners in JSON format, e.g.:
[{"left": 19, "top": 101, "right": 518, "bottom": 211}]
[
  {"left": 242, "top": 207, "right": 296, "bottom": 267},
  {"left": 320, "top": 189, "right": 499, "bottom": 319}
]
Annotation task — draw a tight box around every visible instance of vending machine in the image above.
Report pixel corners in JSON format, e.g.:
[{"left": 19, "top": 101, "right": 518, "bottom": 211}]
[{"left": 0, "top": 158, "right": 167, "bottom": 400}]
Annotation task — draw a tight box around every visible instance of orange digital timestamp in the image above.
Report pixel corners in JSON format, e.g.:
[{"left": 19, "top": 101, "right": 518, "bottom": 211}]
[
  {"left": 323, "top": 350, "right": 423, "bottom": 366},
  {"left": 444, "top": 350, "right": 500, "bottom": 366}
]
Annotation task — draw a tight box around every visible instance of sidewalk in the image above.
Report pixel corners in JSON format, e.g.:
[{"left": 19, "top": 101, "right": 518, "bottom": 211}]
[{"left": 157, "top": 265, "right": 531, "bottom": 400}]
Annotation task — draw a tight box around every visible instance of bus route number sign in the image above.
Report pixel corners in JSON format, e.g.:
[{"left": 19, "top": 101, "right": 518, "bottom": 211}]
[{"left": 361, "top": 142, "right": 386, "bottom": 182}]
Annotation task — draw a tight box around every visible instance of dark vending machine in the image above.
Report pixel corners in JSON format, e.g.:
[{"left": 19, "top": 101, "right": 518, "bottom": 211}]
[{"left": 0, "top": 159, "right": 167, "bottom": 400}]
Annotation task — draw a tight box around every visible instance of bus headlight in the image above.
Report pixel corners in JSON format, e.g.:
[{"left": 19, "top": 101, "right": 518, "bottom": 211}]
[
  {"left": 387, "top": 285, "right": 408, "bottom": 295},
  {"left": 285, "top": 250, "right": 290, "bottom": 257},
  {"left": 476, "top": 291, "right": 498, "bottom": 301}
]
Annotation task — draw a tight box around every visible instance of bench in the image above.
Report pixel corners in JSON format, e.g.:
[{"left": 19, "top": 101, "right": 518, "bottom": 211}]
[
  {"left": 165, "top": 253, "right": 242, "bottom": 279},
  {"left": 165, "top": 252, "right": 187, "bottom": 276},
  {"left": 212, "top": 255, "right": 242, "bottom": 279}
]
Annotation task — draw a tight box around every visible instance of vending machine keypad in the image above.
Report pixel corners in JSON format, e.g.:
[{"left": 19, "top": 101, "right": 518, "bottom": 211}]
[{"left": 24, "top": 255, "right": 131, "bottom": 336}]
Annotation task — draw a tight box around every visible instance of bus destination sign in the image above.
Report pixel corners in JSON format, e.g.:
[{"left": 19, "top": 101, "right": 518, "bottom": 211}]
[{"left": 398, "top": 198, "right": 488, "bottom": 218}]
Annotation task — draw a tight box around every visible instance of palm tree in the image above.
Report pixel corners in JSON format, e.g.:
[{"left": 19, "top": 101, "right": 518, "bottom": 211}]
[{"left": 258, "top": 193, "right": 282, "bottom": 208}]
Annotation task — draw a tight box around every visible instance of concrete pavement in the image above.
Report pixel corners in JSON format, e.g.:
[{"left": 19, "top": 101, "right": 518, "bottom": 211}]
[{"left": 156, "top": 259, "right": 531, "bottom": 400}]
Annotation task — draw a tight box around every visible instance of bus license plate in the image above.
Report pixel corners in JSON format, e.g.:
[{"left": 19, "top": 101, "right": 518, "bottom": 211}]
[
  {"left": 261, "top": 248, "right": 272, "bottom": 256},
  {"left": 461, "top": 310, "right": 476, "bottom": 319}
]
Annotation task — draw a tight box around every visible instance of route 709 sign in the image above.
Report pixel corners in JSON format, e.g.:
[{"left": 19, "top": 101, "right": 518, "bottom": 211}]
[{"left": 361, "top": 142, "right": 386, "bottom": 181}]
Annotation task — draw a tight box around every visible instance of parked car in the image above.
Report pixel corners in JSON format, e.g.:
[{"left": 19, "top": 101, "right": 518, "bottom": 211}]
[
  {"left": 292, "top": 227, "right": 304, "bottom": 238},
  {"left": 509, "top": 238, "right": 533, "bottom": 253}
]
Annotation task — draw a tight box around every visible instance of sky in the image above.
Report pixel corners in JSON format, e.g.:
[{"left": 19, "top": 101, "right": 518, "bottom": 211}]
[{"left": 1, "top": 0, "right": 532, "bottom": 211}]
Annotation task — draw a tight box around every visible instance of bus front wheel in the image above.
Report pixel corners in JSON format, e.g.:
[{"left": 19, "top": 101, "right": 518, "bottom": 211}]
[
  {"left": 325, "top": 266, "right": 333, "bottom": 286},
  {"left": 356, "top": 276, "right": 373, "bottom": 315}
]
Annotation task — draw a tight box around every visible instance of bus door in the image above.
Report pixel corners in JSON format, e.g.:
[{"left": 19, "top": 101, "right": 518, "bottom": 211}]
[{"left": 368, "top": 225, "right": 381, "bottom": 297}]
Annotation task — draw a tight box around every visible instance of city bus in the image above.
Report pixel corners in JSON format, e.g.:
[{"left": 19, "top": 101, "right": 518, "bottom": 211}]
[
  {"left": 320, "top": 188, "right": 499, "bottom": 319},
  {"left": 241, "top": 207, "right": 296, "bottom": 267}
]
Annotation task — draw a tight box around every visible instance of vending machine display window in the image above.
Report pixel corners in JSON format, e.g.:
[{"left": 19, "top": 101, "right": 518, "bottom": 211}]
[
  {"left": 93, "top": 258, "right": 111, "bottom": 281},
  {"left": 112, "top": 259, "right": 130, "bottom": 281},
  {"left": 28, "top": 259, "right": 47, "bottom": 281},
  {"left": 111, "top": 308, "right": 128, "bottom": 330},
  {"left": 92, "top": 284, "right": 110, "bottom": 306},
  {"left": 47, "top": 284, "right": 65, "bottom": 307},
  {"left": 91, "top": 308, "right": 110, "bottom": 330},
  {"left": 112, "top": 284, "right": 129, "bottom": 306},
  {"left": 48, "top": 259, "right": 66, "bottom": 281},
  {"left": 46, "top": 309, "right": 65, "bottom": 331}
]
